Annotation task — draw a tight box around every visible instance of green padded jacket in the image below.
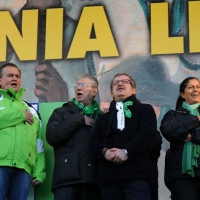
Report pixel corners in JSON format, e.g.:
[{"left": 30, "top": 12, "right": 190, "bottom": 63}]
[{"left": 0, "top": 87, "right": 46, "bottom": 183}]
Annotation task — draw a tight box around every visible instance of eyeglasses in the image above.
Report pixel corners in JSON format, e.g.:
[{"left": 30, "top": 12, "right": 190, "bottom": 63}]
[
  {"left": 112, "top": 79, "right": 132, "bottom": 86},
  {"left": 73, "top": 83, "right": 88, "bottom": 88}
]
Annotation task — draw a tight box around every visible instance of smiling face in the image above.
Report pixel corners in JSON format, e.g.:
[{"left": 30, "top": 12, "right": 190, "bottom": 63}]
[
  {"left": 0, "top": 66, "right": 21, "bottom": 92},
  {"left": 111, "top": 75, "right": 136, "bottom": 102},
  {"left": 74, "top": 77, "right": 97, "bottom": 106},
  {"left": 180, "top": 78, "right": 200, "bottom": 105}
]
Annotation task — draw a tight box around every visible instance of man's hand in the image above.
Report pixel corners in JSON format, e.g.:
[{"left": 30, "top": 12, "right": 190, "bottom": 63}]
[
  {"left": 84, "top": 116, "right": 94, "bottom": 126},
  {"left": 23, "top": 111, "right": 34, "bottom": 125},
  {"left": 184, "top": 134, "right": 191, "bottom": 142},
  {"left": 110, "top": 148, "right": 128, "bottom": 164},
  {"left": 31, "top": 179, "right": 41, "bottom": 187},
  {"left": 104, "top": 149, "right": 116, "bottom": 161}
]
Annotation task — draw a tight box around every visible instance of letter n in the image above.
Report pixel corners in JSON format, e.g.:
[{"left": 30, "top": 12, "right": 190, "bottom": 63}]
[{"left": 0, "top": 10, "right": 38, "bottom": 61}]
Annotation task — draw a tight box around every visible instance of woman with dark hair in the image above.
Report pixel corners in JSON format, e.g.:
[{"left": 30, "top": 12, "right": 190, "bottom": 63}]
[{"left": 160, "top": 77, "right": 200, "bottom": 200}]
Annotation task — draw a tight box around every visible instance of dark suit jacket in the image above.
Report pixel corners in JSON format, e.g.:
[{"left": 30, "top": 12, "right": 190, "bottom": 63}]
[{"left": 91, "top": 95, "right": 157, "bottom": 187}]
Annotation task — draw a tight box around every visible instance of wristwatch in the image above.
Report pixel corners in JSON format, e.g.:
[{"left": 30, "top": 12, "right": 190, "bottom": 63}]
[{"left": 124, "top": 149, "right": 128, "bottom": 155}]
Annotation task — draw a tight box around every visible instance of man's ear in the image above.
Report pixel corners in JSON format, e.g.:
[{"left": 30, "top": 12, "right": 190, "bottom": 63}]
[
  {"left": 93, "top": 88, "right": 98, "bottom": 96},
  {"left": 132, "top": 88, "right": 136, "bottom": 95},
  {"left": 110, "top": 91, "right": 115, "bottom": 100}
]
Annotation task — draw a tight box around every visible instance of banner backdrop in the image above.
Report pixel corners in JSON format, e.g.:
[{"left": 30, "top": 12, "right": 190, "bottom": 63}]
[{"left": 1, "top": 0, "right": 199, "bottom": 199}]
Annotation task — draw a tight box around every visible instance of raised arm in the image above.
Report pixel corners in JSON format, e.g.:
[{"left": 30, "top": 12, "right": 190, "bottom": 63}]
[
  {"left": 46, "top": 107, "right": 85, "bottom": 147},
  {"left": 160, "top": 110, "right": 200, "bottom": 142},
  {"left": 0, "top": 107, "right": 26, "bottom": 130}
]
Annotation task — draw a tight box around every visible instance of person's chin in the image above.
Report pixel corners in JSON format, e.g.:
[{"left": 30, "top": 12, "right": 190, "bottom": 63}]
[
  {"left": 116, "top": 91, "right": 125, "bottom": 96},
  {"left": 190, "top": 99, "right": 200, "bottom": 104},
  {"left": 76, "top": 97, "right": 83, "bottom": 103},
  {"left": 11, "top": 86, "right": 18, "bottom": 91},
  {"left": 115, "top": 95, "right": 125, "bottom": 102}
]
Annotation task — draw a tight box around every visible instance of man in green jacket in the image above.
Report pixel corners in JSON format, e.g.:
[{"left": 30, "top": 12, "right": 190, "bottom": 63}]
[{"left": 0, "top": 63, "right": 46, "bottom": 200}]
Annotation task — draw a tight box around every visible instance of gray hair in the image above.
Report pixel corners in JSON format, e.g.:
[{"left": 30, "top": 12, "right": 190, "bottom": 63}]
[
  {"left": 0, "top": 63, "right": 21, "bottom": 78},
  {"left": 77, "top": 74, "right": 98, "bottom": 88}
]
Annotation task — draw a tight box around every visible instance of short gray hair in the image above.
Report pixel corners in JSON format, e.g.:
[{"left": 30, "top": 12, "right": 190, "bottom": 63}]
[
  {"left": 77, "top": 74, "right": 98, "bottom": 88},
  {"left": 0, "top": 63, "right": 21, "bottom": 78}
]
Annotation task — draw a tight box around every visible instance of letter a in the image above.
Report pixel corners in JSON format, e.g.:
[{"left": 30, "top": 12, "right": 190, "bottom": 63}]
[{"left": 67, "top": 6, "right": 119, "bottom": 58}]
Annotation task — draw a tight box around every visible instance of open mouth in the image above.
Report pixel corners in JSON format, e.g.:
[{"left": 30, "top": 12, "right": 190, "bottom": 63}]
[
  {"left": 77, "top": 92, "right": 83, "bottom": 97},
  {"left": 117, "top": 87, "right": 125, "bottom": 91},
  {"left": 11, "top": 83, "right": 17, "bottom": 87},
  {"left": 191, "top": 93, "right": 200, "bottom": 97}
]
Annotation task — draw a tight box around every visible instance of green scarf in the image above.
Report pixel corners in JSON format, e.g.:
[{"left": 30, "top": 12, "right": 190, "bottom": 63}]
[
  {"left": 71, "top": 98, "right": 102, "bottom": 115},
  {"left": 120, "top": 100, "right": 133, "bottom": 118},
  {"left": 182, "top": 101, "right": 200, "bottom": 177}
]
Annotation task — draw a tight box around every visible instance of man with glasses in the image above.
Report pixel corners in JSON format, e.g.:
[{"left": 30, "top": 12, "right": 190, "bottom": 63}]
[
  {"left": 46, "top": 74, "right": 102, "bottom": 200},
  {"left": 91, "top": 73, "right": 157, "bottom": 200}
]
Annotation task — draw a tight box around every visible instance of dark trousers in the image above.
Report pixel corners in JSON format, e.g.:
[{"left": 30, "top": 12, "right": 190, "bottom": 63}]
[
  {"left": 100, "top": 180, "right": 151, "bottom": 200},
  {"left": 149, "top": 178, "right": 158, "bottom": 200},
  {"left": 54, "top": 183, "right": 101, "bottom": 200},
  {"left": 169, "top": 178, "right": 200, "bottom": 200}
]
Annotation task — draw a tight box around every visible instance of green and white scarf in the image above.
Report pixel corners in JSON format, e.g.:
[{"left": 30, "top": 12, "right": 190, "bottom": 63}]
[{"left": 116, "top": 100, "right": 133, "bottom": 130}]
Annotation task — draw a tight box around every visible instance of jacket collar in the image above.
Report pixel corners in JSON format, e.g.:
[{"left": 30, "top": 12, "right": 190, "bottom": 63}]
[
  {"left": 0, "top": 87, "right": 25, "bottom": 100},
  {"left": 176, "top": 106, "right": 190, "bottom": 114},
  {"left": 109, "top": 95, "right": 138, "bottom": 112},
  {"left": 176, "top": 105, "right": 200, "bottom": 115},
  {"left": 62, "top": 101, "right": 81, "bottom": 114}
]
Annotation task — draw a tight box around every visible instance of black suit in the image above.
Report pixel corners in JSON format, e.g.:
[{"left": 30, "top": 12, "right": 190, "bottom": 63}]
[{"left": 91, "top": 95, "right": 157, "bottom": 200}]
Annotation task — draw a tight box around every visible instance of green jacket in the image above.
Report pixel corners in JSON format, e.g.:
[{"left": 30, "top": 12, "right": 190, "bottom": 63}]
[{"left": 0, "top": 87, "right": 46, "bottom": 183}]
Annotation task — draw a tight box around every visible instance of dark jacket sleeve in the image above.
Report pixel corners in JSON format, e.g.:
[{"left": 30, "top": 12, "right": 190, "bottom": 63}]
[
  {"left": 46, "top": 107, "right": 85, "bottom": 147},
  {"left": 191, "top": 129, "right": 200, "bottom": 145},
  {"left": 91, "top": 116, "right": 107, "bottom": 161},
  {"left": 148, "top": 130, "right": 162, "bottom": 160},
  {"left": 160, "top": 110, "right": 200, "bottom": 143},
  {"left": 124, "top": 104, "right": 157, "bottom": 160}
]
